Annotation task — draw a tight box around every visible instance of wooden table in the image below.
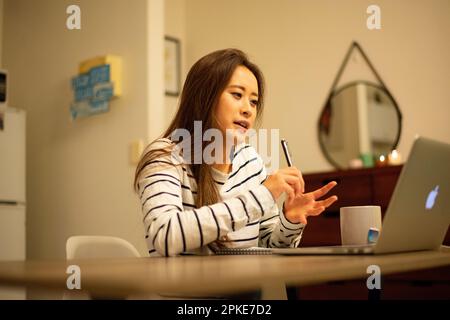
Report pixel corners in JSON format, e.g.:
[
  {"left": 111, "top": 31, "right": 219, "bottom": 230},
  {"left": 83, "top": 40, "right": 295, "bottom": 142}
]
[{"left": 1, "top": 247, "right": 450, "bottom": 299}]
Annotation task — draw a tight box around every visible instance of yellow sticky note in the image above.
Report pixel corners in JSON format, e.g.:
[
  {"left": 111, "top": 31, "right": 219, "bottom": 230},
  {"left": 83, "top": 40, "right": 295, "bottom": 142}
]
[{"left": 79, "top": 55, "right": 122, "bottom": 97}]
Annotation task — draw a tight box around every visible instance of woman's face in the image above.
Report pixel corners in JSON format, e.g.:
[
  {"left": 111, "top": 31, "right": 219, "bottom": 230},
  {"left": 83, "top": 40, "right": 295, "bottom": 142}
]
[{"left": 215, "top": 65, "right": 259, "bottom": 144}]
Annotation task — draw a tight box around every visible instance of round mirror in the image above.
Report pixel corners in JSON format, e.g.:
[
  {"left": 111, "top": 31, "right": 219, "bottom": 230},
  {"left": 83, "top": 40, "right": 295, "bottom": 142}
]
[{"left": 318, "top": 81, "right": 402, "bottom": 169}]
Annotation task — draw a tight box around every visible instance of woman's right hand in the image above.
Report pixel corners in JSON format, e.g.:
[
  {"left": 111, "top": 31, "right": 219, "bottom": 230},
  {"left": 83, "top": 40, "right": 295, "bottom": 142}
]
[{"left": 262, "top": 167, "right": 305, "bottom": 201}]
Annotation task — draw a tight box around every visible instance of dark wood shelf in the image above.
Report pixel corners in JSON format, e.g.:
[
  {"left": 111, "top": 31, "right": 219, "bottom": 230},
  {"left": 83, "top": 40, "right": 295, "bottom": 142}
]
[
  {"left": 297, "top": 165, "right": 450, "bottom": 299},
  {"left": 302, "top": 165, "right": 450, "bottom": 247}
]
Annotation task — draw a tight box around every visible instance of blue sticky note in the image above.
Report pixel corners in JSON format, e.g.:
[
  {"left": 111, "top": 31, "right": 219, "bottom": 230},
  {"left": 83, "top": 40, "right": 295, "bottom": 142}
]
[
  {"left": 89, "top": 64, "right": 110, "bottom": 86},
  {"left": 92, "top": 82, "right": 114, "bottom": 101},
  {"left": 72, "top": 74, "right": 90, "bottom": 89},
  {"left": 70, "top": 99, "right": 110, "bottom": 120},
  {"left": 75, "top": 86, "right": 94, "bottom": 102}
]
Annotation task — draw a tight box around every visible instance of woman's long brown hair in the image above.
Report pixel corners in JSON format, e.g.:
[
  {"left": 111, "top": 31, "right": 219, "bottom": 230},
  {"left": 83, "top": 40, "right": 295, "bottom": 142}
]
[{"left": 134, "top": 48, "right": 265, "bottom": 207}]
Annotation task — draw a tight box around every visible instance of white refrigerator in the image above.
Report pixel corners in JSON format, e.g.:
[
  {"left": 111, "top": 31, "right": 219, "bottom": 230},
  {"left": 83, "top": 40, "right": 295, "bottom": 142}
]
[{"left": 0, "top": 107, "right": 26, "bottom": 299}]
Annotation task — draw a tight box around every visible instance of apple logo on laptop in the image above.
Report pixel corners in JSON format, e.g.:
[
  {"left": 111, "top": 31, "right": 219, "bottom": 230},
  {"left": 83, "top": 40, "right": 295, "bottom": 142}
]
[{"left": 425, "top": 185, "right": 439, "bottom": 210}]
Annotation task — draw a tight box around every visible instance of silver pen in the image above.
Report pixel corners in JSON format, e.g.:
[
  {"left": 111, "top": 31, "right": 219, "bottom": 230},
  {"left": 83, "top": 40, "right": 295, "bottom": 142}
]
[
  {"left": 281, "top": 139, "right": 293, "bottom": 167},
  {"left": 281, "top": 139, "right": 306, "bottom": 194}
]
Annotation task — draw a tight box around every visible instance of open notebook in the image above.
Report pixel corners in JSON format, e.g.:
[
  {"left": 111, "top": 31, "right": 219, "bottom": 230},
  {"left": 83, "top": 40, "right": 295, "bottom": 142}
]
[{"left": 211, "top": 247, "right": 273, "bottom": 255}]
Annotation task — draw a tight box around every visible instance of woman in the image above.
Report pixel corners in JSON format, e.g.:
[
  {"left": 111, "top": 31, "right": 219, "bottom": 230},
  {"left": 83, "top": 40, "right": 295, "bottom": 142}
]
[{"left": 134, "top": 48, "right": 337, "bottom": 257}]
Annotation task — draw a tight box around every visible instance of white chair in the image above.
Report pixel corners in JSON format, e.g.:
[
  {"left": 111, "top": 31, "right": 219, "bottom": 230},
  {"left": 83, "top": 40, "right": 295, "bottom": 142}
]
[
  {"left": 64, "top": 235, "right": 155, "bottom": 299},
  {"left": 65, "top": 236, "right": 278, "bottom": 300},
  {"left": 66, "top": 235, "right": 140, "bottom": 260}
]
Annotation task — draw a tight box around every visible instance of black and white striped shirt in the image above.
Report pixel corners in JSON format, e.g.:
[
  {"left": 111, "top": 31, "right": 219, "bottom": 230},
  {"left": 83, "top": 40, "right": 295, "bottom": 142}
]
[{"left": 137, "top": 138, "right": 305, "bottom": 257}]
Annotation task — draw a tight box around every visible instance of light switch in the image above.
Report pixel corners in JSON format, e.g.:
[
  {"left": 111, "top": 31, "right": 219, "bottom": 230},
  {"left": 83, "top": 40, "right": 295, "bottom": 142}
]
[{"left": 130, "top": 139, "right": 144, "bottom": 165}]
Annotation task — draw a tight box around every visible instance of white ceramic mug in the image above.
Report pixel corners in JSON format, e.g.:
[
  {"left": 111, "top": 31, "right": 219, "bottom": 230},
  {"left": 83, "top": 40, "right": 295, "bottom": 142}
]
[{"left": 340, "top": 206, "right": 382, "bottom": 245}]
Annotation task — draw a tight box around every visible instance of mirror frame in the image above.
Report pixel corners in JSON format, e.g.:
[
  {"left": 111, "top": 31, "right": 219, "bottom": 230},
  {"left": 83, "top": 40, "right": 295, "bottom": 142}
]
[
  {"left": 318, "top": 80, "right": 403, "bottom": 170},
  {"left": 318, "top": 41, "right": 403, "bottom": 170}
]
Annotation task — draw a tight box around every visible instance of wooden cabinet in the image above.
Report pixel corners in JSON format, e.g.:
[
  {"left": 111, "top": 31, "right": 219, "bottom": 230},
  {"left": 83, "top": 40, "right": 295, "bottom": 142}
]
[
  {"left": 301, "top": 165, "right": 450, "bottom": 246},
  {"left": 297, "top": 165, "right": 450, "bottom": 299}
]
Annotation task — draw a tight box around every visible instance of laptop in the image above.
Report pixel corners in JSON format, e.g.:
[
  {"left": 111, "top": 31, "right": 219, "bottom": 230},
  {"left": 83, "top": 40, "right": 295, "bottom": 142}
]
[{"left": 272, "top": 136, "right": 450, "bottom": 255}]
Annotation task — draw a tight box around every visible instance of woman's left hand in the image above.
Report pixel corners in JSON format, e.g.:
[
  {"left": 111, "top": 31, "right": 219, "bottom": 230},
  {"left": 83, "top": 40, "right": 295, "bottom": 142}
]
[{"left": 283, "top": 181, "right": 338, "bottom": 225}]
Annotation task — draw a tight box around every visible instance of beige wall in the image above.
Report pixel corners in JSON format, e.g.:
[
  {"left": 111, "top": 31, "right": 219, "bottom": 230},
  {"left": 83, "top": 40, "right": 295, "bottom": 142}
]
[
  {"left": 0, "top": 0, "right": 3, "bottom": 66},
  {"left": 2, "top": 0, "right": 164, "bottom": 259},
  {"left": 1, "top": 0, "right": 448, "bottom": 260},
  {"left": 164, "top": 0, "right": 186, "bottom": 125},
  {"left": 183, "top": 0, "right": 450, "bottom": 173}
]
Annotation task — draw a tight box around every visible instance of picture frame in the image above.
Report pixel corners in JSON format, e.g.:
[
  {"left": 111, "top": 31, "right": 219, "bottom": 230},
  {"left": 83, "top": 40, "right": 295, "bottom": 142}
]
[
  {"left": 164, "top": 36, "right": 181, "bottom": 96},
  {"left": 0, "top": 69, "right": 8, "bottom": 130}
]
